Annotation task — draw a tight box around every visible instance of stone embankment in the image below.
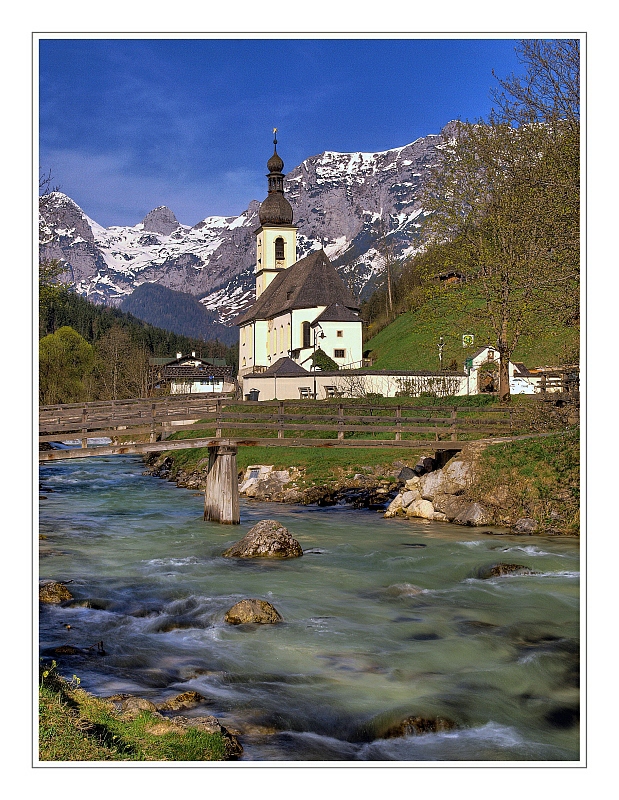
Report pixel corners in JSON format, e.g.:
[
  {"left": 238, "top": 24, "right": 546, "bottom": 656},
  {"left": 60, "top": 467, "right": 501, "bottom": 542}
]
[
  {"left": 146, "top": 455, "right": 402, "bottom": 510},
  {"left": 145, "top": 441, "right": 572, "bottom": 535}
]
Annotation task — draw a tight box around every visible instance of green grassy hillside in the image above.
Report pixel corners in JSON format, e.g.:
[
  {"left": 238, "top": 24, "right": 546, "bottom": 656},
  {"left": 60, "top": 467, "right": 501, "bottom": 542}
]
[{"left": 364, "top": 284, "right": 579, "bottom": 372}]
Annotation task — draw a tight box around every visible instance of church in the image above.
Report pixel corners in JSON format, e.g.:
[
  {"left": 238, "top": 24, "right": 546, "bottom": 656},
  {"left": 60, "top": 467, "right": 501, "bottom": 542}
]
[{"left": 236, "top": 134, "right": 363, "bottom": 384}]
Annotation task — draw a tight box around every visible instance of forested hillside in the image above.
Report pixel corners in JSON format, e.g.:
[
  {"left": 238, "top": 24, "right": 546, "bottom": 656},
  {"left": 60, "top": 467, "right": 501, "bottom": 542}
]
[
  {"left": 39, "top": 279, "right": 237, "bottom": 405},
  {"left": 119, "top": 283, "right": 237, "bottom": 345}
]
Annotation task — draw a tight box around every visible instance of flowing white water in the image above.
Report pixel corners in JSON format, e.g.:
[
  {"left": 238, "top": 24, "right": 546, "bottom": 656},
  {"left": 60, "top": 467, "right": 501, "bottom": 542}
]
[{"left": 39, "top": 455, "right": 580, "bottom": 762}]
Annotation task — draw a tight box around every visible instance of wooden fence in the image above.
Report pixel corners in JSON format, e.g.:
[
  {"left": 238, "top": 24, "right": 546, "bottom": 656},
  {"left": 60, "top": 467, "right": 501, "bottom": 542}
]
[{"left": 39, "top": 395, "right": 522, "bottom": 460}]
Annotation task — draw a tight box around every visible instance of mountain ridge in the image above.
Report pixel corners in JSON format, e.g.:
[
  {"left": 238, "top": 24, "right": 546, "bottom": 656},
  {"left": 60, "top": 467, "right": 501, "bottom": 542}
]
[{"left": 39, "top": 124, "right": 455, "bottom": 339}]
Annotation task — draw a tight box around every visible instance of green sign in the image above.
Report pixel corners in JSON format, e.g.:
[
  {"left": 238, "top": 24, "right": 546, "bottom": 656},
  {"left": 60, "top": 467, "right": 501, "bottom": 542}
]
[
  {"left": 465, "top": 357, "right": 473, "bottom": 374},
  {"left": 462, "top": 334, "right": 475, "bottom": 347}
]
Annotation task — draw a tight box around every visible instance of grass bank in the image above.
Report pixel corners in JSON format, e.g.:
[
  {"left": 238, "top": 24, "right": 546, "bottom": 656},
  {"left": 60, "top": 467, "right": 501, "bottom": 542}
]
[
  {"left": 161, "top": 444, "right": 433, "bottom": 489},
  {"left": 39, "top": 665, "right": 228, "bottom": 762},
  {"left": 364, "top": 285, "right": 579, "bottom": 371},
  {"left": 473, "top": 428, "right": 580, "bottom": 535}
]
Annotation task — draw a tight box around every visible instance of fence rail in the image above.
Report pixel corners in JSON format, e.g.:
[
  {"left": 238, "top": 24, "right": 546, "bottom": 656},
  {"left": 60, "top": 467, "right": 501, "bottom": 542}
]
[{"left": 39, "top": 395, "right": 526, "bottom": 459}]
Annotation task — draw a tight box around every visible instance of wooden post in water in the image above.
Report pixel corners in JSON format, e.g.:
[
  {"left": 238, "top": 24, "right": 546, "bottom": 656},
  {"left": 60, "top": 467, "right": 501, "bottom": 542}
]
[{"left": 203, "top": 443, "right": 240, "bottom": 524}]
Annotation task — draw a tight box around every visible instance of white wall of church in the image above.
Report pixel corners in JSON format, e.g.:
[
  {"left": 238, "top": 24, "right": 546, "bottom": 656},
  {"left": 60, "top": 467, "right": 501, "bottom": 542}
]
[{"left": 313, "top": 319, "right": 363, "bottom": 368}]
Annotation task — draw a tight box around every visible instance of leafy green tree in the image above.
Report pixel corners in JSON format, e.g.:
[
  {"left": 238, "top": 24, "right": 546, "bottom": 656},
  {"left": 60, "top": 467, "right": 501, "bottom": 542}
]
[
  {"left": 39, "top": 326, "right": 95, "bottom": 405},
  {"left": 311, "top": 348, "right": 339, "bottom": 371}
]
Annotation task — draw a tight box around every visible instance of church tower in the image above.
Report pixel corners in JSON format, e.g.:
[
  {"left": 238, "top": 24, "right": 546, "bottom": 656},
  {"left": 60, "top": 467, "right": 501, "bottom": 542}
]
[{"left": 255, "top": 131, "right": 297, "bottom": 298}]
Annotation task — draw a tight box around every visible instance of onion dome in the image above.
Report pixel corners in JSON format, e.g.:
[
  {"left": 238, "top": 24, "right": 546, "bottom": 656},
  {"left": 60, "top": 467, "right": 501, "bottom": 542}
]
[
  {"left": 267, "top": 149, "right": 284, "bottom": 173},
  {"left": 259, "top": 130, "right": 294, "bottom": 226},
  {"left": 259, "top": 191, "right": 293, "bottom": 226}
]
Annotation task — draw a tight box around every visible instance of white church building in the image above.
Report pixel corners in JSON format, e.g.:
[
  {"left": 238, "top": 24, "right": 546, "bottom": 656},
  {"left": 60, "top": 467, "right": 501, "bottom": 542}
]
[{"left": 236, "top": 134, "right": 363, "bottom": 383}]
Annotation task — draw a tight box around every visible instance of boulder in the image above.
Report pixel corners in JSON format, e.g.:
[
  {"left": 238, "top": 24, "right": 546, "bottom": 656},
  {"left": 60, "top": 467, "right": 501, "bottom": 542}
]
[
  {"left": 224, "top": 598, "right": 283, "bottom": 625},
  {"left": 404, "top": 476, "right": 421, "bottom": 490},
  {"left": 420, "top": 458, "right": 473, "bottom": 500},
  {"left": 380, "top": 715, "right": 458, "bottom": 739},
  {"left": 432, "top": 493, "right": 472, "bottom": 520},
  {"left": 513, "top": 518, "right": 539, "bottom": 534},
  {"left": 453, "top": 502, "right": 492, "bottom": 526},
  {"left": 475, "top": 563, "right": 534, "bottom": 579},
  {"left": 39, "top": 580, "right": 73, "bottom": 604},
  {"left": 384, "top": 494, "right": 404, "bottom": 518},
  {"left": 118, "top": 696, "right": 159, "bottom": 717},
  {"left": 156, "top": 691, "right": 207, "bottom": 712},
  {"left": 400, "top": 489, "right": 420, "bottom": 508},
  {"left": 405, "top": 498, "right": 435, "bottom": 520},
  {"left": 222, "top": 519, "right": 303, "bottom": 559},
  {"left": 414, "top": 456, "right": 436, "bottom": 476},
  {"left": 397, "top": 466, "right": 416, "bottom": 484},
  {"left": 239, "top": 465, "right": 293, "bottom": 500}
]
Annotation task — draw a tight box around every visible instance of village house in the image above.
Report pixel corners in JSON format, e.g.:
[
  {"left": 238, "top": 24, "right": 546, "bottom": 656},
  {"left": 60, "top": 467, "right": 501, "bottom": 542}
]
[{"left": 149, "top": 352, "right": 235, "bottom": 395}]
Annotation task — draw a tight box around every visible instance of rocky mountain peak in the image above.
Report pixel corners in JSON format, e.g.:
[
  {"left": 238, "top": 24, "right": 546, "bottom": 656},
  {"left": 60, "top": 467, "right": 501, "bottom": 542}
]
[{"left": 142, "top": 206, "right": 180, "bottom": 236}]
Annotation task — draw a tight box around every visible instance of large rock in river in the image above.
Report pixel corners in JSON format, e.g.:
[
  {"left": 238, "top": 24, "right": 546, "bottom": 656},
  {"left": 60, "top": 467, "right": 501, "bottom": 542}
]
[
  {"left": 224, "top": 598, "right": 283, "bottom": 624},
  {"left": 381, "top": 715, "right": 458, "bottom": 739},
  {"left": 39, "top": 580, "right": 73, "bottom": 604},
  {"left": 222, "top": 519, "right": 303, "bottom": 559}
]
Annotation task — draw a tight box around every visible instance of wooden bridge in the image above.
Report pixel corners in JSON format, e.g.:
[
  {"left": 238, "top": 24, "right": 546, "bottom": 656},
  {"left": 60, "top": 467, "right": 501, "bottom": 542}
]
[{"left": 39, "top": 395, "right": 521, "bottom": 525}]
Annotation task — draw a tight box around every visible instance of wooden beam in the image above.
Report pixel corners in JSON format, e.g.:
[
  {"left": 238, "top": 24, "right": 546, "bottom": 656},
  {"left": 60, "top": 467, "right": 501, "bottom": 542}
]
[{"left": 203, "top": 444, "right": 240, "bottom": 524}]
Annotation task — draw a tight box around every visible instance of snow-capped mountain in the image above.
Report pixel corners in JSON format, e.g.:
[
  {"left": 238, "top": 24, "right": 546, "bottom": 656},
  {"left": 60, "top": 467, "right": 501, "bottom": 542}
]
[{"left": 39, "top": 124, "right": 451, "bottom": 335}]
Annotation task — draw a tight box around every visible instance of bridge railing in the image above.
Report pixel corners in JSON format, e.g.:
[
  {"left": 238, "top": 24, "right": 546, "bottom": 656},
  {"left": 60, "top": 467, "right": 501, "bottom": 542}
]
[{"left": 40, "top": 396, "right": 520, "bottom": 449}]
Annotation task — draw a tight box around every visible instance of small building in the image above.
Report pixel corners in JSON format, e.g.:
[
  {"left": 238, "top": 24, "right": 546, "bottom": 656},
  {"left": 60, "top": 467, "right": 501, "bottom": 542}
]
[{"left": 150, "top": 352, "right": 235, "bottom": 395}]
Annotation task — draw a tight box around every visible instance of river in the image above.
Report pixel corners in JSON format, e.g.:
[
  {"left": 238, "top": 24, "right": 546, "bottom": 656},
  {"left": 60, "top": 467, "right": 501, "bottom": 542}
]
[{"left": 38, "top": 454, "right": 580, "bottom": 763}]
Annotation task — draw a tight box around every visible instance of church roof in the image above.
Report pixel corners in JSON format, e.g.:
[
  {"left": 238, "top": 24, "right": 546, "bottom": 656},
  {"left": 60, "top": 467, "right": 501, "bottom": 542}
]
[
  {"left": 236, "top": 249, "right": 360, "bottom": 325},
  {"left": 312, "top": 302, "right": 362, "bottom": 324},
  {"left": 261, "top": 357, "right": 310, "bottom": 376}
]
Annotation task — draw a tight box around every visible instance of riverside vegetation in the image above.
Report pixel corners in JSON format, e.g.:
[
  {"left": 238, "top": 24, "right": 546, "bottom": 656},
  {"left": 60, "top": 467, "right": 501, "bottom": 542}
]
[
  {"left": 146, "top": 395, "right": 579, "bottom": 536},
  {"left": 39, "top": 661, "right": 235, "bottom": 761}
]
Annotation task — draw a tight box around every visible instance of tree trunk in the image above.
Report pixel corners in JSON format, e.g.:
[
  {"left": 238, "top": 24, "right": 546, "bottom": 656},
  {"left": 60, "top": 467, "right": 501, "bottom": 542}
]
[{"left": 499, "top": 350, "right": 511, "bottom": 402}]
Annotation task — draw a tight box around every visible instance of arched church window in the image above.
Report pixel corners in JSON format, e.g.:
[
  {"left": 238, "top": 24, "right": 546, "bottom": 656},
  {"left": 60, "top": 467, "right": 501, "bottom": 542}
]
[
  {"left": 275, "top": 237, "right": 285, "bottom": 261},
  {"left": 302, "top": 321, "right": 311, "bottom": 349}
]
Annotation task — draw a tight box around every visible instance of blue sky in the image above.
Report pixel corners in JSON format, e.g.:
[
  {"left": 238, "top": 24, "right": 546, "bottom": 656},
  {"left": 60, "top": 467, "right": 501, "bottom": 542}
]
[{"left": 38, "top": 36, "right": 525, "bottom": 228}]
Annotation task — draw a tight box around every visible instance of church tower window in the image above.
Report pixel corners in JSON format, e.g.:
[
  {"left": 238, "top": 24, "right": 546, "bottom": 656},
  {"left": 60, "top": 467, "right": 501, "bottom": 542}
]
[
  {"left": 275, "top": 237, "right": 285, "bottom": 261},
  {"left": 302, "top": 321, "right": 311, "bottom": 349}
]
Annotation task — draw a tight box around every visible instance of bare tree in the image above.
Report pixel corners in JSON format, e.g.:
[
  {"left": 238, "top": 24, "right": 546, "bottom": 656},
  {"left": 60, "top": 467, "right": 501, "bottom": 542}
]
[{"left": 422, "top": 40, "right": 579, "bottom": 401}]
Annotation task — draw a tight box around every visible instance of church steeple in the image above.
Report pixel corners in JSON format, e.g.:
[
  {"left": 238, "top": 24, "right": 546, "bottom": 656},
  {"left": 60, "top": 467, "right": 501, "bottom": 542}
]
[
  {"left": 259, "top": 129, "right": 293, "bottom": 226},
  {"left": 255, "top": 129, "right": 297, "bottom": 299}
]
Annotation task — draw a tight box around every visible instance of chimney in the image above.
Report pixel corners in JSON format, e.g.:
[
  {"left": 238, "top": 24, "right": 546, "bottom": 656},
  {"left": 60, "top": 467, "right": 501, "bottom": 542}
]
[{"left": 176, "top": 352, "right": 182, "bottom": 359}]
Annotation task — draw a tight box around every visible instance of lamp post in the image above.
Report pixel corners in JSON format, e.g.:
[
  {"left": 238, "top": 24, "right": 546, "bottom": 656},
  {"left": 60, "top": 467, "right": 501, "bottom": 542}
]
[{"left": 312, "top": 324, "right": 325, "bottom": 399}]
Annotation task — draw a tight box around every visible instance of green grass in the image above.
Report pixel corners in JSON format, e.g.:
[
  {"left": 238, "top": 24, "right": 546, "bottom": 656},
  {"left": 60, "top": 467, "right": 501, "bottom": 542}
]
[
  {"left": 364, "top": 284, "right": 579, "bottom": 372},
  {"left": 161, "top": 444, "right": 433, "bottom": 488},
  {"left": 473, "top": 428, "right": 580, "bottom": 534},
  {"left": 39, "top": 667, "right": 228, "bottom": 762}
]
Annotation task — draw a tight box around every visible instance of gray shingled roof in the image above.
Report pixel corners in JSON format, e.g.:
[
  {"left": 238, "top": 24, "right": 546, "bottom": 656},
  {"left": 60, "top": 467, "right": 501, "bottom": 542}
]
[
  {"left": 312, "top": 302, "right": 362, "bottom": 324},
  {"left": 235, "top": 249, "right": 360, "bottom": 325},
  {"left": 261, "top": 357, "right": 310, "bottom": 376}
]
